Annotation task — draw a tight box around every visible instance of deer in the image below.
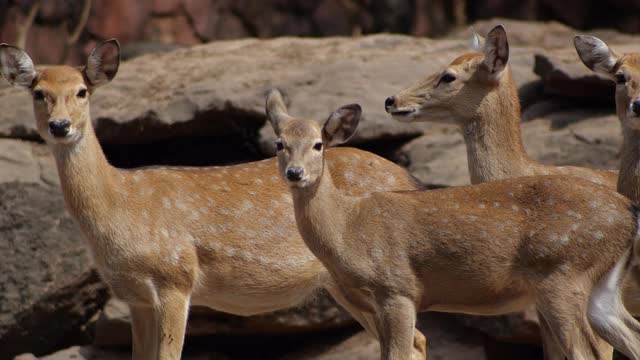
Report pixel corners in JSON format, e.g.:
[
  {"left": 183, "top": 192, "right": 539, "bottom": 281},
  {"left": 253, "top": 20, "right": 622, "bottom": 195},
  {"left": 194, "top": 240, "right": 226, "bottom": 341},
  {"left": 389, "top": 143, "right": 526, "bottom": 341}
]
[
  {"left": 574, "top": 34, "right": 640, "bottom": 335},
  {"left": 0, "top": 42, "right": 428, "bottom": 359},
  {"left": 267, "top": 88, "right": 640, "bottom": 359},
  {"left": 384, "top": 24, "right": 617, "bottom": 188},
  {"left": 383, "top": 25, "right": 640, "bottom": 319}
]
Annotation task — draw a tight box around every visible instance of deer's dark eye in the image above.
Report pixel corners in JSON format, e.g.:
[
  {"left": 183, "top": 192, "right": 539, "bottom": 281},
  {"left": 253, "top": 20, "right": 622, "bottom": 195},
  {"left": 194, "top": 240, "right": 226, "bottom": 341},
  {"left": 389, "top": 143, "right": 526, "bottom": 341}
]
[
  {"left": 439, "top": 73, "right": 456, "bottom": 84},
  {"left": 615, "top": 73, "right": 627, "bottom": 84},
  {"left": 77, "top": 88, "right": 87, "bottom": 98},
  {"left": 275, "top": 140, "right": 284, "bottom": 151},
  {"left": 313, "top": 142, "right": 323, "bottom": 151},
  {"left": 33, "top": 90, "right": 44, "bottom": 100}
]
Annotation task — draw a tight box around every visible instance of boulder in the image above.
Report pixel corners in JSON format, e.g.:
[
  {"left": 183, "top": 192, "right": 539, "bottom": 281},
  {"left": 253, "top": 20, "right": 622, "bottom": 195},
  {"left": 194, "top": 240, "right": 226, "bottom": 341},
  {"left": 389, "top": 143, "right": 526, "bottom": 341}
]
[
  {"left": 284, "top": 314, "right": 487, "bottom": 359},
  {"left": 87, "top": 0, "right": 153, "bottom": 43},
  {"left": 19, "top": 313, "right": 487, "bottom": 359},
  {"left": 0, "top": 140, "right": 108, "bottom": 359},
  {"left": 94, "top": 292, "right": 353, "bottom": 347},
  {"left": 400, "top": 109, "right": 620, "bottom": 187},
  {"left": 0, "top": 35, "right": 473, "bottom": 152}
]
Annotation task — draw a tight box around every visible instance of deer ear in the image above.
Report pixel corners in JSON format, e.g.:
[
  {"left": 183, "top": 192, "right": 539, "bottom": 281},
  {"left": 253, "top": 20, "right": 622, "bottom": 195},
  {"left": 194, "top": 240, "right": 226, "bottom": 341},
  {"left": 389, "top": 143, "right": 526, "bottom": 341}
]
[
  {"left": 84, "top": 39, "right": 120, "bottom": 88},
  {"left": 470, "top": 31, "right": 485, "bottom": 52},
  {"left": 265, "top": 88, "right": 293, "bottom": 136},
  {"left": 574, "top": 35, "right": 619, "bottom": 75},
  {"left": 322, "top": 104, "right": 361, "bottom": 147},
  {"left": 0, "top": 44, "right": 36, "bottom": 88},
  {"left": 482, "top": 25, "right": 509, "bottom": 79}
]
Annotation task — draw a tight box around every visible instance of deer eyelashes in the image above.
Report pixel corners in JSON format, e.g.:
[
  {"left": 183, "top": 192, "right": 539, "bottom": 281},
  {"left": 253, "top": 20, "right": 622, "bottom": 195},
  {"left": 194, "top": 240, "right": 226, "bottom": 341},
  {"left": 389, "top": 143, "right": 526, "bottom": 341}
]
[
  {"left": 274, "top": 139, "right": 323, "bottom": 152},
  {"left": 31, "top": 88, "right": 87, "bottom": 101},
  {"left": 437, "top": 73, "right": 456, "bottom": 86}
]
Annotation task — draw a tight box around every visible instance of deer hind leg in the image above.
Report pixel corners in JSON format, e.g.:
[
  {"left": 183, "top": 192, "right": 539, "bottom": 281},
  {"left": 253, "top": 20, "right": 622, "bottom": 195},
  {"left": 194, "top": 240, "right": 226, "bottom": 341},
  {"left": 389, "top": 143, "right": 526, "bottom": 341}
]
[
  {"left": 372, "top": 295, "right": 417, "bottom": 360},
  {"left": 155, "top": 289, "right": 190, "bottom": 360},
  {"left": 536, "top": 281, "right": 613, "bottom": 360},
  {"left": 537, "top": 311, "right": 566, "bottom": 360},
  {"left": 326, "top": 286, "right": 426, "bottom": 359},
  {"left": 130, "top": 304, "right": 158, "bottom": 360}
]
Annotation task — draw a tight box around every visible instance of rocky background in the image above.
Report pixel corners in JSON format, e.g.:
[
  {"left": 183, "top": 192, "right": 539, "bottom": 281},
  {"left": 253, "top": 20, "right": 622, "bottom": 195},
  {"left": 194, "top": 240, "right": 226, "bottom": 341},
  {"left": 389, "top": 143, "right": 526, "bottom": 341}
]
[{"left": 0, "top": 1, "right": 637, "bottom": 359}]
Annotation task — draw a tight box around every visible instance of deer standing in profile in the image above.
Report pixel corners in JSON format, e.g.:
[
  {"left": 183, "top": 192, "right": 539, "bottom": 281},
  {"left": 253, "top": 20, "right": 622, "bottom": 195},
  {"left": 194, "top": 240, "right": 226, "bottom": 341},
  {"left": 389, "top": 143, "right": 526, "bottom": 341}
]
[
  {"left": 0, "top": 42, "right": 428, "bottom": 359},
  {"left": 385, "top": 25, "right": 617, "bottom": 187},
  {"left": 267, "top": 88, "right": 640, "bottom": 359},
  {"left": 384, "top": 25, "right": 640, "bottom": 319}
]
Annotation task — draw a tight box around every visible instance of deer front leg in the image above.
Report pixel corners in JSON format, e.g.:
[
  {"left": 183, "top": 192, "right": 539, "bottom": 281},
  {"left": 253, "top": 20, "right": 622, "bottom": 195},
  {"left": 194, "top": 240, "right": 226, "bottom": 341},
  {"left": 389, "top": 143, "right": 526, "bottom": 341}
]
[
  {"left": 327, "top": 286, "right": 426, "bottom": 359},
  {"left": 373, "top": 295, "right": 417, "bottom": 360},
  {"left": 130, "top": 304, "right": 158, "bottom": 360},
  {"left": 155, "top": 289, "right": 190, "bottom": 360}
]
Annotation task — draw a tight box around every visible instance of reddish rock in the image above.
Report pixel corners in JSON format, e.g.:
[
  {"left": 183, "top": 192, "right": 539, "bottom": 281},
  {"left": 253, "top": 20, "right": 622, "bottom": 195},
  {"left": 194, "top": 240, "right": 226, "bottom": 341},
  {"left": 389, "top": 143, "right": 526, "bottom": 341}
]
[
  {"left": 214, "top": 13, "right": 251, "bottom": 40},
  {"left": 37, "top": 0, "right": 82, "bottom": 22},
  {"left": 88, "top": 0, "right": 153, "bottom": 43},
  {"left": 183, "top": 0, "right": 218, "bottom": 40},
  {"left": 144, "top": 14, "right": 200, "bottom": 44},
  {"left": 173, "top": 13, "right": 201, "bottom": 44},
  {"left": 23, "top": 24, "right": 67, "bottom": 65},
  {"left": 152, "top": 0, "right": 182, "bottom": 15},
  {"left": 313, "top": 0, "right": 353, "bottom": 36},
  {"left": 0, "top": 6, "right": 20, "bottom": 45}
]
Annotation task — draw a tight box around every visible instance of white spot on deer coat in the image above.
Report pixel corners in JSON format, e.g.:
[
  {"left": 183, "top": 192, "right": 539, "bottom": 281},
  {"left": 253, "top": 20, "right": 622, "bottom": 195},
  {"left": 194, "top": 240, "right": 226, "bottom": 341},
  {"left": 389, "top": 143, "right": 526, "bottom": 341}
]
[{"left": 162, "top": 198, "right": 171, "bottom": 209}]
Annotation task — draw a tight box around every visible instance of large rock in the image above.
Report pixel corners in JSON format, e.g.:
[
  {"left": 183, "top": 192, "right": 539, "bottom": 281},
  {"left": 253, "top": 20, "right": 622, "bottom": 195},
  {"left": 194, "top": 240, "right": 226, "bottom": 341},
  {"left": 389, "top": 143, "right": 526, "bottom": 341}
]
[
  {"left": 0, "top": 32, "right": 584, "bottom": 155},
  {"left": 94, "top": 293, "right": 353, "bottom": 347},
  {"left": 0, "top": 35, "right": 467, "bottom": 150},
  {"left": 533, "top": 45, "right": 640, "bottom": 102},
  {"left": 18, "top": 313, "right": 487, "bottom": 359},
  {"left": 401, "top": 109, "right": 620, "bottom": 187},
  {"left": 0, "top": 140, "right": 108, "bottom": 359}
]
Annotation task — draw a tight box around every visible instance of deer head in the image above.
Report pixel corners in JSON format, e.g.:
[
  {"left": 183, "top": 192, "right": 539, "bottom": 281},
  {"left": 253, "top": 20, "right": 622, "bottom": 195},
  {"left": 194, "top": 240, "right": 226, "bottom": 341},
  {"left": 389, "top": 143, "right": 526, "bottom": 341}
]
[
  {"left": 265, "top": 89, "right": 361, "bottom": 188},
  {"left": 385, "top": 24, "right": 511, "bottom": 125},
  {"left": 574, "top": 35, "right": 640, "bottom": 130},
  {"left": 0, "top": 39, "right": 120, "bottom": 144}
]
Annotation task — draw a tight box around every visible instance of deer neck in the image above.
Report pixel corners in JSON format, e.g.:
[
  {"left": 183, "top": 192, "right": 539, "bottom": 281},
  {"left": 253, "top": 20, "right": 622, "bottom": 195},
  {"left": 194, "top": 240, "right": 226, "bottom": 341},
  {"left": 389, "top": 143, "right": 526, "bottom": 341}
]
[
  {"left": 462, "top": 70, "right": 532, "bottom": 184},
  {"left": 289, "top": 160, "right": 354, "bottom": 263},
  {"left": 50, "top": 122, "right": 118, "bottom": 229},
  {"left": 618, "top": 122, "right": 640, "bottom": 203}
]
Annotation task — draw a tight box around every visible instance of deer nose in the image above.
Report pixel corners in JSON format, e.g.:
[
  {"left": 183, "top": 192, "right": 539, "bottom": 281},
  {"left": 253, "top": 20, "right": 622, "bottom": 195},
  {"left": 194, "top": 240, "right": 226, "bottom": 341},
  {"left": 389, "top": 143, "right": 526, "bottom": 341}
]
[
  {"left": 632, "top": 100, "right": 640, "bottom": 116},
  {"left": 385, "top": 96, "right": 395, "bottom": 112},
  {"left": 48, "top": 119, "right": 71, "bottom": 137},
  {"left": 286, "top": 167, "right": 304, "bottom": 182}
]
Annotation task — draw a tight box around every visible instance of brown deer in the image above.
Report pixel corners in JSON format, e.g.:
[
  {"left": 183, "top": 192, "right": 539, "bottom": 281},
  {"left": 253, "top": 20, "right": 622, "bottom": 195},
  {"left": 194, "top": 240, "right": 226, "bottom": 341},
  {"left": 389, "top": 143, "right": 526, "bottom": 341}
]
[
  {"left": 267, "top": 88, "right": 640, "bottom": 359},
  {"left": 575, "top": 34, "right": 640, "bottom": 338},
  {"left": 0, "top": 42, "right": 427, "bottom": 359},
  {"left": 385, "top": 24, "right": 616, "bottom": 187},
  {"left": 384, "top": 25, "right": 640, "bottom": 321}
]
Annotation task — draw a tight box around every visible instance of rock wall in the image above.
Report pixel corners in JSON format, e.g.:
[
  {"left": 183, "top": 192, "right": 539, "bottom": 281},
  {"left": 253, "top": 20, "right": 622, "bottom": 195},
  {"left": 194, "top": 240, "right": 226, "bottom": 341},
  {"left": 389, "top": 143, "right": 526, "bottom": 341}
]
[{"left": 2, "top": 0, "right": 640, "bottom": 66}]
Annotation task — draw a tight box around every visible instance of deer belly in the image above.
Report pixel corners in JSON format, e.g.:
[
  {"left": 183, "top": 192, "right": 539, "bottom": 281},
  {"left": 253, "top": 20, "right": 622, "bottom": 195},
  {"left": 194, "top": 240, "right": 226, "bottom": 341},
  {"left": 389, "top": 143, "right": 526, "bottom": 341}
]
[
  {"left": 190, "top": 258, "right": 327, "bottom": 316},
  {"left": 423, "top": 286, "right": 532, "bottom": 316}
]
